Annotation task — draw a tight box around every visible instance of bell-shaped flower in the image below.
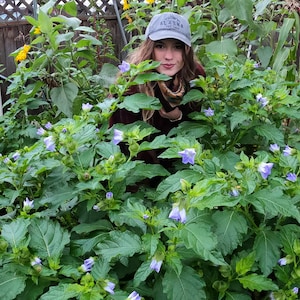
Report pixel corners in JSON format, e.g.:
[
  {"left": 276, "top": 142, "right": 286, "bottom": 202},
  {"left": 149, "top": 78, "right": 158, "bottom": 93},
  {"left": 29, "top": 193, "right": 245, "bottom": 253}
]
[
  {"left": 37, "top": 127, "right": 46, "bottom": 136},
  {"left": 127, "top": 291, "right": 141, "bottom": 300},
  {"left": 118, "top": 60, "right": 130, "bottom": 73},
  {"left": 81, "top": 257, "right": 95, "bottom": 272},
  {"left": 104, "top": 281, "right": 115, "bottom": 294},
  {"left": 82, "top": 103, "right": 93, "bottom": 112},
  {"left": 204, "top": 107, "right": 214, "bottom": 117},
  {"left": 113, "top": 129, "right": 124, "bottom": 145},
  {"left": 269, "top": 143, "right": 280, "bottom": 153},
  {"left": 45, "top": 122, "right": 52, "bottom": 130},
  {"left": 31, "top": 256, "right": 42, "bottom": 266},
  {"left": 178, "top": 148, "right": 196, "bottom": 165},
  {"left": 258, "top": 162, "right": 273, "bottom": 179},
  {"left": 44, "top": 136, "right": 56, "bottom": 152},
  {"left": 169, "top": 203, "right": 187, "bottom": 223},
  {"left": 283, "top": 145, "right": 293, "bottom": 156},
  {"left": 286, "top": 173, "right": 297, "bottom": 182},
  {"left": 150, "top": 258, "right": 163, "bottom": 273},
  {"left": 23, "top": 197, "right": 34, "bottom": 210}
]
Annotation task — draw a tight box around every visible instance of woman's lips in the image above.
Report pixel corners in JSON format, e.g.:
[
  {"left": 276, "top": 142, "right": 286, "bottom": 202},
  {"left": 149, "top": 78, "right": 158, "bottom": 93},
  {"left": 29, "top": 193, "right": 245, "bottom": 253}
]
[{"left": 161, "top": 64, "right": 174, "bottom": 69}]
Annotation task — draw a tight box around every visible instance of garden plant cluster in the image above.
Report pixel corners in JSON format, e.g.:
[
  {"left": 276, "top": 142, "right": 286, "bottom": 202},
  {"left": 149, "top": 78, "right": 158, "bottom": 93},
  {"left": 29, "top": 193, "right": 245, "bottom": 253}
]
[{"left": 1, "top": 0, "right": 300, "bottom": 299}]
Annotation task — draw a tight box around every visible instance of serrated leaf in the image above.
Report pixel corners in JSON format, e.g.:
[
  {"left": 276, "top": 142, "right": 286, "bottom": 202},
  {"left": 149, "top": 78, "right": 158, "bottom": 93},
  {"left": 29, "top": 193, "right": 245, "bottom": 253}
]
[
  {"left": 249, "top": 187, "right": 300, "bottom": 222},
  {"left": 95, "top": 231, "right": 141, "bottom": 262},
  {"left": 225, "top": 291, "right": 252, "bottom": 300},
  {"left": 230, "top": 111, "right": 251, "bottom": 131},
  {"left": 162, "top": 266, "right": 206, "bottom": 300},
  {"left": 157, "top": 170, "right": 203, "bottom": 200},
  {"left": 120, "top": 93, "right": 161, "bottom": 112},
  {"left": 236, "top": 252, "right": 256, "bottom": 276},
  {"left": 2, "top": 218, "right": 30, "bottom": 248},
  {"left": 29, "top": 219, "right": 70, "bottom": 258},
  {"left": 40, "top": 284, "right": 79, "bottom": 300},
  {"left": 238, "top": 274, "right": 278, "bottom": 292},
  {"left": 254, "top": 124, "right": 284, "bottom": 145},
  {"left": 180, "top": 223, "right": 219, "bottom": 263},
  {"left": 0, "top": 273, "right": 26, "bottom": 300},
  {"left": 50, "top": 83, "right": 78, "bottom": 117},
  {"left": 254, "top": 229, "right": 281, "bottom": 276},
  {"left": 133, "top": 261, "right": 153, "bottom": 287},
  {"left": 212, "top": 210, "right": 248, "bottom": 256}
]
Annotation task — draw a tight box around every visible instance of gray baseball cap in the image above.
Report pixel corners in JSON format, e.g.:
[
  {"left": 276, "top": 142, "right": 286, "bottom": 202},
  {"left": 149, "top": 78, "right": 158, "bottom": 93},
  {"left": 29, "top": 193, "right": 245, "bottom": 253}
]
[{"left": 145, "top": 12, "right": 191, "bottom": 47}]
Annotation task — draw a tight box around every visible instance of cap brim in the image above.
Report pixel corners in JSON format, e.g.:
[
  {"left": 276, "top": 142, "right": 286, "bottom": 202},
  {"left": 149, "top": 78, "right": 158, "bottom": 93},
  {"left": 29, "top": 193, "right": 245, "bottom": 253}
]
[{"left": 149, "top": 31, "right": 191, "bottom": 47}]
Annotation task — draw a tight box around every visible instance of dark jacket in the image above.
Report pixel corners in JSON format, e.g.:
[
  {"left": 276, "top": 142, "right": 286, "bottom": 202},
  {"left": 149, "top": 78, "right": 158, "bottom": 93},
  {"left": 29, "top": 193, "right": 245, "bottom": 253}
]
[{"left": 110, "top": 63, "right": 206, "bottom": 165}]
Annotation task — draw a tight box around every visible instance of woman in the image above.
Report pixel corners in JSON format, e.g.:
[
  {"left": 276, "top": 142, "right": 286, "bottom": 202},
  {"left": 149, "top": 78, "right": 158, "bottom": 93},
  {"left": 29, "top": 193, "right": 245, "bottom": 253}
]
[{"left": 110, "top": 12, "right": 205, "bottom": 164}]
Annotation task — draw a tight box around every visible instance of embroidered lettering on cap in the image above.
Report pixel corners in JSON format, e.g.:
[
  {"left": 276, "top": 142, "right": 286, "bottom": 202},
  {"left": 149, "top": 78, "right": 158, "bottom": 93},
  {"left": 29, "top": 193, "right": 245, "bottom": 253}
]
[{"left": 160, "top": 17, "right": 183, "bottom": 30}]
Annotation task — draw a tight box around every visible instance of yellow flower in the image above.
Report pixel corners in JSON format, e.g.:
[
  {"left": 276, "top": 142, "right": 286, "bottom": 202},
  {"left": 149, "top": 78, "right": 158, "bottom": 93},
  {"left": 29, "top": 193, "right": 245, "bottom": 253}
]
[
  {"left": 145, "top": 0, "right": 155, "bottom": 4},
  {"left": 15, "top": 44, "right": 31, "bottom": 62},
  {"left": 123, "top": 0, "right": 130, "bottom": 10},
  {"left": 23, "top": 44, "right": 31, "bottom": 53},
  {"left": 15, "top": 50, "right": 27, "bottom": 62},
  {"left": 34, "top": 27, "right": 41, "bottom": 35},
  {"left": 125, "top": 13, "right": 132, "bottom": 23}
]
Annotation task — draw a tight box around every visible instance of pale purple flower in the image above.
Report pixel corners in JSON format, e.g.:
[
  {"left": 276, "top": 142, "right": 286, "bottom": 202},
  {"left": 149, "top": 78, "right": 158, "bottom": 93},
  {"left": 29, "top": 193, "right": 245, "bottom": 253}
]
[
  {"left": 37, "top": 127, "right": 45, "bottom": 136},
  {"left": 118, "top": 60, "right": 130, "bottom": 73},
  {"left": 45, "top": 122, "right": 52, "bottom": 130},
  {"left": 278, "top": 257, "right": 287, "bottom": 266},
  {"left": 204, "top": 107, "right": 214, "bottom": 117},
  {"left": 150, "top": 258, "right": 163, "bottom": 273},
  {"left": 127, "top": 291, "right": 141, "bottom": 300},
  {"left": 292, "top": 287, "right": 299, "bottom": 294},
  {"left": 253, "top": 62, "right": 260, "bottom": 68},
  {"left": 269, "top": 144, "right": 280, "bottom": 152},
  {"left": 283, "top": 145, "right": 293, "bottom": 156},
  {"left": 169, "top": 203, "right": 187, "bottom": 223},
  {"left": 62, "top": 128, "right": 67, "bottom": 133},
  {"left": 82, "top": 103, "right": 93, "bottom": 111},
  {"left": 178, "top": 148, "right": 196, "bottom": 165},
  {"left": 106, "top": 192, "right": 113, "bottom": 199},
  {"left": 143, "top": 214, "right": 149, "bottom": 219},
  {"left": 230, "top": 188, "right": 239, "bottom": 197},
  {"left": 104, "top": 281, "right": 115, "bottom": 294},
  {"left": 23, "top": 197, "right": 34, "bottom": 209},
  {"left": 12, "top": 152, "right": 20, "bottom": 161},
  {"left": 93, "top": 205, "right": 100, "bottom": 211},
  {"left": 4, "top": 157, "right": 10, "bottom": 164},
  {"left": 44, "top": 136, "right": 56, "bottom": 152},
  {"left": 256, "top": 93, "right": 268, "bottom": 107},
  {"left": 286, "top": 173, "right": 297, "bottom": 182},
  {"left": 112, "top": 129, "right": 124, "bottom": 145},
  {"left": 81, "top": 257, "right": 94, "bottom": 272},
  {"left": 31, "top": 257, "right": 42, "bottom": 266},
  {"left": 258, "top": 162, "right": 273, "bottom": 179}
]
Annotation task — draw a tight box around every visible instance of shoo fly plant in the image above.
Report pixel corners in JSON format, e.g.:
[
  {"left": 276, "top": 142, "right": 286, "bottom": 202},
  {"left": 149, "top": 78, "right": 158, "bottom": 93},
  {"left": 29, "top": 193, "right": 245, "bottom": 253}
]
[{"left": 1, "top": 1, "right": 300, "bottom": 300}]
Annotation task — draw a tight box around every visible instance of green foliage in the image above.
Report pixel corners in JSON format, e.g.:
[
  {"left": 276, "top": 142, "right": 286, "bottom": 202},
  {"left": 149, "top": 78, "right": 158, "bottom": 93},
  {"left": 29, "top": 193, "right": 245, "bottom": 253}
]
[{"left": 2, "top": 0, "right": 300, "bottom": 299}]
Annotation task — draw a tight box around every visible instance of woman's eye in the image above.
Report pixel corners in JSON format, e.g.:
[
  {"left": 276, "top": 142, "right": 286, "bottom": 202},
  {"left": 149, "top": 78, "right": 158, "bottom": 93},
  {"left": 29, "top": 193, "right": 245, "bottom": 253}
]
[
  {"left": 175, "top": 44, "right": 184, "bottom": 49},
  {"left": 155, "top": 43, "right": 164, "bottom": 49}
]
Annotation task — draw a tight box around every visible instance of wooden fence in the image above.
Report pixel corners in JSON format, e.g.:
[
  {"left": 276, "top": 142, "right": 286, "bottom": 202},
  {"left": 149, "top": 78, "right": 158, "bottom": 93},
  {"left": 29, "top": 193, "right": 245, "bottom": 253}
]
[{"left": 0, "top": 0, "right": 126, "bottom": 107}]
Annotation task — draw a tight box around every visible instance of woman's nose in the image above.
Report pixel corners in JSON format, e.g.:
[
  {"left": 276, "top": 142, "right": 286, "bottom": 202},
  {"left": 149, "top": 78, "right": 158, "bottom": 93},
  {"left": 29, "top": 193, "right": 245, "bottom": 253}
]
[{"left": 164, "top": 48, "right": 173, "bottom": 59}]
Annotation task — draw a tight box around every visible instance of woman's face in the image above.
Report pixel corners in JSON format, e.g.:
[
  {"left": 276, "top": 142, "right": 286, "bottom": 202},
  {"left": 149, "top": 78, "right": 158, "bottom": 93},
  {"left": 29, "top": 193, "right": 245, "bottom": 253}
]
[{"left": 153, "top": 39, "right": 185, "bottom": 77}]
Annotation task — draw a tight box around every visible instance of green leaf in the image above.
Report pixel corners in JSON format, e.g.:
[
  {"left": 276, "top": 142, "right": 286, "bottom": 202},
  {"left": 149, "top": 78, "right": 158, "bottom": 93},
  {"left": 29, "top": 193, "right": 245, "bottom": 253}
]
[
  {"left": 95, "top": 231, "right": 142, "bottom": 262},
  {"left": 63, "top": 0, "right": 77, "bottom": 16},
  {"left": 225, "top": 291, "right": 252, "bottom": 300},
  {"left": 230, "top": 111, "right": 251, "bottom": 131},
  {"left": 120, "top": 94, "right": 161, "bottom": 112},
  {"left": 56, "top": 32, "right": 74, "bottom": 45},
  {"left": 235, "top": 252, "right": 256, "bottom": 276},
  {"left": 40, "top": 284, "right": 79, "bottom": 300},
  {"left": 133, "top": 72, "right": 170, "bottom": 84},
  {"left": 254, "top": 124, "right": 284, "bottom": 145},
  {"left": 157, "top": 170, "right": 203, "bottom": 200},
  {"left": 142, "top": 233, "right": 160, "bottom": 256},
  {"left": 133, "top": 261, "right": 153, "bottom": 287},
  {"left": 182, "top": 89, "right": 205, "bottom": 105},
  {"left": 168, "top": 121, "right": 210, "bottom": 138},
  {"left": 29, "top": 219, "right": 70, "bottom": 258},
  {"left": 206, "top": 39, "right": 237, "bottom": 56},
  {"left": 38, "top": 10, "right": 53, "bottom": 35},
  {"left": 162, "top": 266, "right": 206, "bottom": 300},
  {"left": 0, "top": 272, "right": 26, "bottom": 300},
  {"left": 50, "top": 83, "right": 78, "bottom": 117},
  {"left": 280, "top": 224, "right": 300, "bottom": 255},
  {"left": 238, "top": 274, "right": 278, "bottom": 292},
  {"left": 224, "top": 0, "right": 253, "bottom": 23},
  {"left": 249, "top": 187, "right": 300, "bottom": 222},
  {"left": 180, "top": 223, "right": 221, "bottom": 264},
  {"left": 212, "top": 210, "right": 248, "bottom": 256},
  {"left": 72, "top": 220, "right": 113, "bottom": 234},
  {"left": 254, "top": 229, "right": 281, "bottom": 276},
  {"left": 2, "top": 218, "right": 30, "bottom": 248},
  {"left": 94, "top": 63, "right": 119, "bottom": 88}
]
